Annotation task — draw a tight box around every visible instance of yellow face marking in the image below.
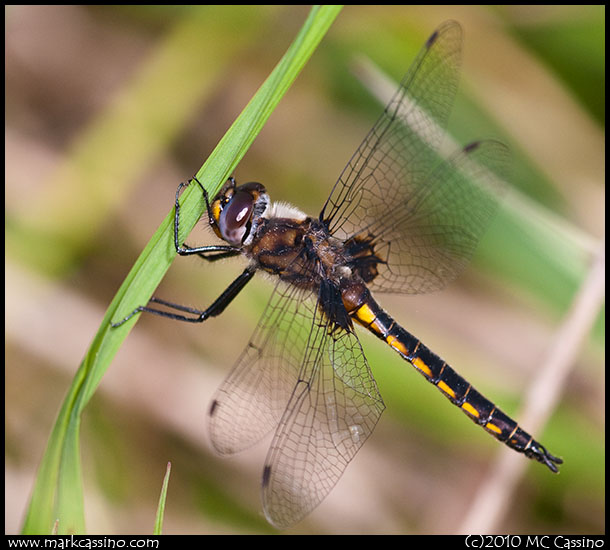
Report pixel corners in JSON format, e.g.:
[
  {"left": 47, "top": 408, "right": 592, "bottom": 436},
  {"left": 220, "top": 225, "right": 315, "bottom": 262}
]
[
  {"left": 355, "top": 304, "right": 376, "bottom": 326},
  {"left": 485, "top": 422, "right": 502, "bottom": 435},
  {"left": 461, "top": 401, "right": 479, "bottom": 418},
  {"left": 211, "top": 200, "right": 222, "bottom": 224},
  {"left": 437, "top": 380, "right": 456, "bottom": 399}
]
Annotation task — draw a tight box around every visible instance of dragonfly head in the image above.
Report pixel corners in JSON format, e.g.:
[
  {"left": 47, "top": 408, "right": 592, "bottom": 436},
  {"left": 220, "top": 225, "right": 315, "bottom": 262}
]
[{"left": 210, "top": 179, "right": 268, "bottom": 246}]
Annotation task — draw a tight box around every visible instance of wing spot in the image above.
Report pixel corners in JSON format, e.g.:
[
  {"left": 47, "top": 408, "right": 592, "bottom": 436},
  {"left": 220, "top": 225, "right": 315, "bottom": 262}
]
[{"left": 262, "top": 464, "right": 272, "bottom": 488}]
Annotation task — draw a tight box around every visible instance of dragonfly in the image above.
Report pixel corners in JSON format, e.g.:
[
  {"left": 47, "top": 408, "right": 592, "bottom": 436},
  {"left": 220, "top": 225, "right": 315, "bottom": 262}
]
[{"left": 113, "top": 20, "right": 562, "bottom": 529}]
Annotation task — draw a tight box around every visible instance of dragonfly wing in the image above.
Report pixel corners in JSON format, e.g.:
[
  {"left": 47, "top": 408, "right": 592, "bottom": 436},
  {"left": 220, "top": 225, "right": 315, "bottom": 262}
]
[
  {"left": 321, "top": 20, "right": 463, "bottom": 238},
  {"left": 261, "top": 299, "right": 385, "bottom": 529},
  {"left": 208, "top": 279, "right": 317, "bottom": 455},
  {"left": 362, "top": 139, "right": 510, "bottom": 294},
  {"left": 320, "top": 21, "right": 509, "bottom": 295}
]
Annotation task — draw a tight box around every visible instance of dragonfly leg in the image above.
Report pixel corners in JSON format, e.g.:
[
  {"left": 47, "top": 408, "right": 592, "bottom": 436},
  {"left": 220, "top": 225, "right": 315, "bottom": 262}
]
[
  {"left": 174, "top": 177, "right": 241, "bottom": 260},
  {"left": 111, "top": 265, "right": 255, "bottom": 327}
]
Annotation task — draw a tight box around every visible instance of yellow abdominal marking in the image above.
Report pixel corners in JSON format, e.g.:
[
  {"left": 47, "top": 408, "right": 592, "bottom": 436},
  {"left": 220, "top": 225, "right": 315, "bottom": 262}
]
[
  {"left": 437, "top": 380, "right": 456, "bottom": 399},
  {"left": 485, "top": 422, "right": 502, "bottom": 435},
  {"left": 386, "top": 334, "right": 408, "bottom": 356},
  {"left": 411, "top": 356, "right": 432, "bottom": 377},
  {"left": 461, "top": 401, "right": 479, "bottom": 418},
  {"left": 355, "top": 304, "right": 376, "bottom": 326}
]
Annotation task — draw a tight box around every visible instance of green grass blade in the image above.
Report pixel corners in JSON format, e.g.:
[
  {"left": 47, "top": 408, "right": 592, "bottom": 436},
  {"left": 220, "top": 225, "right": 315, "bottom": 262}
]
[
  {"left": 21, "top": 5, "right": 342, "bottom": 535},
  {"left": 154, "top": 462, "right": 172, "bottom": 535},
  {"left": 9, "top": 6, "right": 270, "bottom": 276}
]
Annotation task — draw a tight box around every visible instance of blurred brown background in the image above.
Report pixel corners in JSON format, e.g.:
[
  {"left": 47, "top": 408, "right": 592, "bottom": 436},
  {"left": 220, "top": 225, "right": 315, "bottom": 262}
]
[{"left": 6, "top": 5, "right": 604, "bottom": 534}]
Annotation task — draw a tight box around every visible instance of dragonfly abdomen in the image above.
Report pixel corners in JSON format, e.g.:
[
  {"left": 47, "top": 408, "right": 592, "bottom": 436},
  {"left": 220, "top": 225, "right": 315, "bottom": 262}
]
[{"left": 346, "top": 291, "right": 562, "bottom": 473}]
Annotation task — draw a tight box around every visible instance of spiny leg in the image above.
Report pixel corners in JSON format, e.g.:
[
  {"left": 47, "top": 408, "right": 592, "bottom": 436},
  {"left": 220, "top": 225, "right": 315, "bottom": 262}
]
[
  {"left": 111, "top": 176, "right": 248, "bottom": 328},
  {"left": 174, "top": 176, "right": 240, "bottom": 260},
  {"left": 111, "top": 265, "right": 255, "bottom": 327}
]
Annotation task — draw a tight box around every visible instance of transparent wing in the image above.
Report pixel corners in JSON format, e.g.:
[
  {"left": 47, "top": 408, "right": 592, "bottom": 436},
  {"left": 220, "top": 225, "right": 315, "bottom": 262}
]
[
  {"left": 320, "top": 20, "right": 463, "bottom": 236},
  {"left": 354, "top": 139, "right": 509, "bottom": 294},
  {"left": 207, "top": 278, "right": 317, "bottom": 455},
  {"left": 261, "top": 298, "right": 385, "bottom": 529},
  {"left": 320, "top": 21, "right": 508, "bottom": 294}
]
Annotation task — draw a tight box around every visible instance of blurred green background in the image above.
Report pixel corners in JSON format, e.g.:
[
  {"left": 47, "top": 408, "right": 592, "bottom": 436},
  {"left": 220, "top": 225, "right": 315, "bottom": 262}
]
[{"left": 5, "top": 5, "right": 604, "bottom": 535}]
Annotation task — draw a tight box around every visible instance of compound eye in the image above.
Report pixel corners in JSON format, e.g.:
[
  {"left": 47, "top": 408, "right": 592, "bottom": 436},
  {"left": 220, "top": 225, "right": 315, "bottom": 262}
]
[{"left": 218, "top": 190, "right": 254, "bottom": 245}]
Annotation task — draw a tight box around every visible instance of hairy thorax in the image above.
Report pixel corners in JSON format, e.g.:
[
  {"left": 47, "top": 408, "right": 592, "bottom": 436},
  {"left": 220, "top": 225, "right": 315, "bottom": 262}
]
[{"left": 246, "top": 217, "right": 349, "bottom": 290}]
